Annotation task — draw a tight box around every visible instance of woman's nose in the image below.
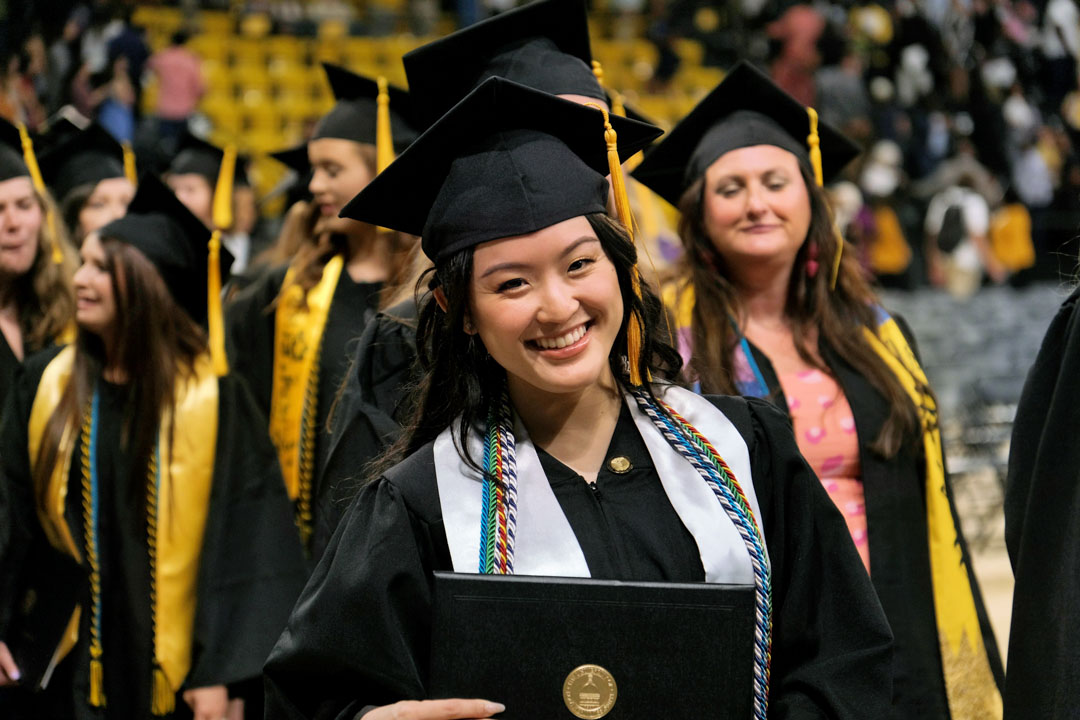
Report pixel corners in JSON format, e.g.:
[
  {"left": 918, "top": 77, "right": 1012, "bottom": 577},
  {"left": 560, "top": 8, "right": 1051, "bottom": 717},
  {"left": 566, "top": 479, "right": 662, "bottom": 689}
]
[{"left": 536, "top": 280, "right": 578, "bottom": 325}]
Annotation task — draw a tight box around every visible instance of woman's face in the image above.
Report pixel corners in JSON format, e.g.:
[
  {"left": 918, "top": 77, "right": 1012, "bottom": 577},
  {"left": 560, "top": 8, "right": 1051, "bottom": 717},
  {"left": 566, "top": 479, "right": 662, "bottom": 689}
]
[
  {"left": 701, "top": 144, "right": 812, "bottom": 277},
  {"left": 73, "top": 233, "right": 118, "bottom": 338},
  {"left": 308, "top": 138, "right": 374, "bottom": 234},
  {"left": 78, "top": 177, "right": 134, "bottom": 240},
  {"left": 468, "top": 216, "right": 623, "bottom": 400},
  {"left": 166, "top": 173, "right": 214, "bottom": 227},
  {"left": 0, "top": 176, "right": 42, "bottom": 278}
]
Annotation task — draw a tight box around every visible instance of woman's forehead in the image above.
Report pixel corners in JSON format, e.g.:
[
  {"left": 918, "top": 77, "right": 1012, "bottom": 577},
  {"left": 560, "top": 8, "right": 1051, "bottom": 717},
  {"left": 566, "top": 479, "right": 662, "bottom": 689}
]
[{"left": 472, "top": 216, "right": 597, "bottom": 268}]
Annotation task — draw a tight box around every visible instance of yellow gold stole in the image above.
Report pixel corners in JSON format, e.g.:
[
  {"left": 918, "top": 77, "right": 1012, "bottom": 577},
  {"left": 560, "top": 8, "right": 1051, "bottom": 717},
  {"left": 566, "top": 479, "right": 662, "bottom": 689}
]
[
  {"left": 864, "top": 315, "right": 1002, "bottom": 720},
  {"left": 269, "top": 253, "right": 344, "bottom": 547},
  {"left": 29, "top": 346, "right": 219, "bottom": 710}
]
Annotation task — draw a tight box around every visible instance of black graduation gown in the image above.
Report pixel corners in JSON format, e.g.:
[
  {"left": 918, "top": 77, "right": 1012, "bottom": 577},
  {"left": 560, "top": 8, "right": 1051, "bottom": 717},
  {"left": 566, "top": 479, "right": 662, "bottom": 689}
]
[
  {"left": 0, "top": 346, "right": 309, "bottom": 720},
  {"left": 737, "top": 325, "right": 1004, "bottom": 719},
  {"left": 224, "top": 263, "right": 381, "bottom": 561},
  {"left": 1004, "top": 285, "right": 1080, "bottom": 719},
  {"left": 317, "top": 301, "right": 419, "bottom": 559},
  {"left": 263, "top": 395, "right": 895, "bottom": 720}
]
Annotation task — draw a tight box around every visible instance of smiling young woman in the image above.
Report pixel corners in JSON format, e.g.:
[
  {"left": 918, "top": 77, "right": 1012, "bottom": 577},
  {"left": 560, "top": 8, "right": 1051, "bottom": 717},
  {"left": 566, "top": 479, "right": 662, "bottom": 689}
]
[
  {"left": 263, "top": 78, "right": 894, "bottom": 720},
  {"left": 633, "top": 61, "right": 1005, "bottom": 720},
  {"left": 0, "top": 176, "right": 306, "bottom": 720}
]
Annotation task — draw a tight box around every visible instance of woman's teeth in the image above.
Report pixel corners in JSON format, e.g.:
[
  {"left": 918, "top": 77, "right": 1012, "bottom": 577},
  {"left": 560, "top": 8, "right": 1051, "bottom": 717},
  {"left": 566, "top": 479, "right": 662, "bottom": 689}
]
[{"left": 534, "top": 325, "right": 587, "bottom": 350}]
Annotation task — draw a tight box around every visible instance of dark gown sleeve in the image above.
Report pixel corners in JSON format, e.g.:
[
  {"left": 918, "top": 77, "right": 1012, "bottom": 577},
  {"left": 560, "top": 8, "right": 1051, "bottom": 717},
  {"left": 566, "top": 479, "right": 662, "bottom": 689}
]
[
  {"left": 224, "top": 265, "right": 287, "bottom": 419},
  {"left": 707, "top": 395, "right": 895, "bottom": 720},
  {"left": 1003, "top": 285, "right": 1080, "bottom": 719},
  {"left": 264, "top": 446, "right": 446, "bottom": 720},
  {"left": 0, "top": 346, "right": 63, "bottom": 637},
  {"left": 185, "top": 373, "right": 309, "bottom": 689}
]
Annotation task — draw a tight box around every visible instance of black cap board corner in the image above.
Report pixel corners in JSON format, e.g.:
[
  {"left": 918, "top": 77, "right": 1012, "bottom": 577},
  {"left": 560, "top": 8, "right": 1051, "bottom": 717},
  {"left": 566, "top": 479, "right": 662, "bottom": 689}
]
[
  {"left": 314, "top": 63, "right": 418, "bottom": 151},
  {"left": 340, "top": 77, "right": 663, "bottom": 263},
  {"left": 402, "top": 0, "right": 603, "bottom": 130},
  {"left": 98, "top": 174, "right": 233, "bottom": 324},
  {"left": 631, "top": 61, "right": 861, "bottom": 207},
  {"left": 38, "top": 122, "right": 127, "bottom": 201},
  {"left": 168, "top": 132, "right": 250, "bottom": 188},
  {"left": 0, "top": 117, "right": 30, "bottom": 182}
]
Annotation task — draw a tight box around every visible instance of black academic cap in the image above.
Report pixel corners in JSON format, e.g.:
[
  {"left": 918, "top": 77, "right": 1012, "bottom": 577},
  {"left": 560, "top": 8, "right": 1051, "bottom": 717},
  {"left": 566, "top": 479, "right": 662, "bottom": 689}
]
[
  {"left": 0, "top": 118, "right": 30, "bottom": 182},
  {"left": 340, "top": 77, "right": 663, "bottom": 264},
  {"left": 168, "top": 132, "right": 250, "bottom": 188},
  {"left": 38, "top": 122, "right": 127, "bottom": 201},
  {"left": 270, "top": 143, "right": 311, "bottom": 177},
  {"left": 403, "top": 0, "right": 604, "bottom": 130},
  {"left": 98, "top": 175, "right": 234, "bottom": 324},
  {"left": 313, "top": 63, "right": 418, "bottom": 152},
  {"left": 631, "top": 61, "right": 862, "bottom": 207}
]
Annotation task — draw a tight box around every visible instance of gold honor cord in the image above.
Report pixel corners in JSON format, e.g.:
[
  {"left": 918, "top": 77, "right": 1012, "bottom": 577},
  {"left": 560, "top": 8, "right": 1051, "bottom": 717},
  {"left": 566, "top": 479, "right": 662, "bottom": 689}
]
[
  {"left": 17, "top": 122, "right": 63, "bottom": 265},
  {"left": 863, "top": 318, "right": 1002, "bottom": 719},
  {"left": 208, "top": 143, "right": 236, "bottom": 377},
  {"left": 375, "top": 76, "right": 394, "bottom": 174}
]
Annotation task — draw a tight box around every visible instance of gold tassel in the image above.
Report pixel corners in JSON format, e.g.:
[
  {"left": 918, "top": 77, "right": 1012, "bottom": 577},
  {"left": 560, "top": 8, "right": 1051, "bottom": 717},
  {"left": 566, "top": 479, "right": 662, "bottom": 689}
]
[
  {"left": 375, "top": 76, "right": 394, "bottom": 174},
  {"left": 611, "top": 91, "right": 626, "bottom": 118},
  {"left": 151, "top": 663, "right": 175, "bottom": 716},
  {"left": 591, "top": 60, "right": 605, "bottom": 88},
  {"left": 17, "top": 122, "right": 63, "bottom": 264},
  {"left": 589, "top": 103, "right": 647, "bottom": 386},
  {"left": 122, "top": 141, "right": 137, "bottom": 186},
  {"left": 89, "top": 655, "right": 106, "bottom": 707},
  {"left": 208, "top": 144, "right": 236, "bottom": 377},
  {"left": 806, "top": 107, "right": 844, "bottom": 290}
]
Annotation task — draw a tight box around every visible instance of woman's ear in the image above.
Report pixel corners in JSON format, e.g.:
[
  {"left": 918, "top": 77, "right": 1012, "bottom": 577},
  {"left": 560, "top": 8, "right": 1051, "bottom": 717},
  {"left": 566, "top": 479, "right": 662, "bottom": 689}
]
[{"left": 433, "top": 286, "right": 448, "bottom": 312}]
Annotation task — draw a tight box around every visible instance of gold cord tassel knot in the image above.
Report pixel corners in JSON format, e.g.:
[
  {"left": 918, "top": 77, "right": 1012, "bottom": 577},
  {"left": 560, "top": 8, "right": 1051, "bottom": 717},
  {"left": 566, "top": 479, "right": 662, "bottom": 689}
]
[
  {"left": 376, "top": 76, "right": 394, "bottom": 174},
  {"left": 122, "top": 142, "right": 137, "bottom": 187},
  {"left": 89, "top": 654, "right": 106, "bottom": 707},
  {"left": 151, "top": 663, "right": 175, "bottom": 716}
]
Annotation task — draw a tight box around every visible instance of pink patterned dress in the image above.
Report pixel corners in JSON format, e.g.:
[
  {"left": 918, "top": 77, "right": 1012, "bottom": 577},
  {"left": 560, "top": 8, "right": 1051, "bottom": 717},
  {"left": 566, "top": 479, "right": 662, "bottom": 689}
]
[{"left": 777, "top": 368, "right": 870, "bottom": 573}]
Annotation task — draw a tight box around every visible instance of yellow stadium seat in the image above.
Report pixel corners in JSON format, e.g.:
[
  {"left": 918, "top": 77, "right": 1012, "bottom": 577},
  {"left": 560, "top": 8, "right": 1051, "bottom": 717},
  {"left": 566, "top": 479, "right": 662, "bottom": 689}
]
[
  {"left": 672, "top": 38, "right": 705, "bottom": 67},
  {"left": 188, "top": 34, "right": 229, "bottom": 63},
  {"left": 231, "top": 39, "right": 269, "bottom": 67},
  {"left": 313, "top": 39, "right": 346, "bottom": 65},
  {"left": 200, "top": 11, "right": 234, "bottom": 36},
  {"left": 240, "top": 13, "right": 272, "bottom": 38},
  {"left": 243, "top": 104, "right": 281, "bottom": 136},
  {"left": 133, "top": 6, "right": 184, "bottom": 34},
  {"left": 266, "top": 37, "right": 307, "bottom": 67},
  {"left": 201, "top": 100, "right": 242, "bottom": 136},
  {"left": 344, "top": 38, "right": 376, "bottom": 68},
  {"left": 202, "top": 61, "right": 234, "bottom": 97}
]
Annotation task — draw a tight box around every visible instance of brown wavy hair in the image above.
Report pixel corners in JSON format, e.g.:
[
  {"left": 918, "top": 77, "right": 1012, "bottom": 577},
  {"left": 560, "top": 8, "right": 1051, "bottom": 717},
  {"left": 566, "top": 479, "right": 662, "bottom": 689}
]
[
  {"left": 676, "top": 162, "right": 918, "bottom": 457},
  {"left": 19, "top": 188, "right": 77, "bottom": 352},
  {"left": 33, "top": 238, "right": 207, "bottom": 521}
]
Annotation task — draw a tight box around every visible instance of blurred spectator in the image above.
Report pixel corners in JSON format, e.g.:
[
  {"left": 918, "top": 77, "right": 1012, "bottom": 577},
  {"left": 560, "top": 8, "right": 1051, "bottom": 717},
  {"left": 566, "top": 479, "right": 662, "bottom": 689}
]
[
  {"left": 767, "top": 4, "right": 824, "bottom": 105},
  {"left": 46, "top": 8, "right": 87, "bottom": 113},
  {"left": 146, "top": 30, "right": 205, "bottom": 145},
  {"left": 816, "top": 39, "right": 873, "bottom": 142},
  {"left": 93, "top": 55, "right": 135, "bottom": 144},
  {"left": 106, "top": 7, "right": 149, "bottom": 120},
  {"left": 79, "top": 4, "right": 122, "bottom": 75},
  {"left": 989, "top": 187, "right": 1037, "bottom": 284},
  {"left": 924, "top": 180, "right": 1004, "bottom": 296},
  {"left": 1040, "top": 0, "right": 1080, "bottom": 114}
]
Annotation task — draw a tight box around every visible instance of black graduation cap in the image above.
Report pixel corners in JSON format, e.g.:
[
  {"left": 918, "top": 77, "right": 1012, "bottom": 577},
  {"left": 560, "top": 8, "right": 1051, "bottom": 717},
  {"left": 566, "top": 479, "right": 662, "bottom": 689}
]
[
  {"left": 340, "top": 77, "right": 663, "bottom": 264},
  {"left": 631, "top": 61, "right": 862, "bottom": 207},
  {"left": 168, "top": 132, "right": 250, "bottom": 188},
  {"left": 403, "top": 0, "right": 605, "bottom": 130},
  {"left": 38, "top": 122, "right": 127, "bottom": 201},
  {"left": 269, "top": 143, "right": 311, "bottom": 178},
  {"left": 97, "top": 175, "right": 234, "bottom": 324},
  {"left": 0, "top": 117, "right": 30, "bottom": 182},
  {"left": 313, "top": 63, "right": 418, "bottom": 152}
]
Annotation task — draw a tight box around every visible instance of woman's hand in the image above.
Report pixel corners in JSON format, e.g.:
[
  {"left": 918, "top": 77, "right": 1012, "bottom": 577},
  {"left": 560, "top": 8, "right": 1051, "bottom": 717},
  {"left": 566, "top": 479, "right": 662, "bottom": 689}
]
[
  {"left": 182, "top": 684, "right": 229, "bottom": 720},
  {"left": 365, "top": 699, "right": 506, "bottom": 719},
  {"left": 0, "top": 642, "right": 20, "bottom": 686}
]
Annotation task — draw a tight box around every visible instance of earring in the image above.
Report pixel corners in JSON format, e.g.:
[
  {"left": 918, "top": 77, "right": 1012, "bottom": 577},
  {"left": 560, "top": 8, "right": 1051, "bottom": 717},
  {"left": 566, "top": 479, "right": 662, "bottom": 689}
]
[
  {"left": 805, "top": 242, "right": 820, "bottom": 279},
  {"left": 464, "top": 318, "right": 475, "bottom": 334}
]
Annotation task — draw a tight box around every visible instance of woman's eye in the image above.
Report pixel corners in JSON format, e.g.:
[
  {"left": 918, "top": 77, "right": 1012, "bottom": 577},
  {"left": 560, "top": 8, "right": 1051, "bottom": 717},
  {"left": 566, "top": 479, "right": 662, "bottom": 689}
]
[
  {"left": 717, "top": 185, "right": 740, "bottom": 197},
  {"left": 568, "top": 257, "right": 594, "bottom": 273},
  {"left": 497, "top": 278, "right": 525, "bottom": 292},
  {"left": 767, "top": 180, "right": 788, "bottom": 191}
]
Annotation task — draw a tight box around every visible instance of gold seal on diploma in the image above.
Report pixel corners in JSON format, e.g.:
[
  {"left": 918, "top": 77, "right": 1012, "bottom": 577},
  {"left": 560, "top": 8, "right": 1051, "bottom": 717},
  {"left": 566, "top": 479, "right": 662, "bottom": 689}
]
[{"left": 563, "top": 664, "right": 617, "bottom": 719}]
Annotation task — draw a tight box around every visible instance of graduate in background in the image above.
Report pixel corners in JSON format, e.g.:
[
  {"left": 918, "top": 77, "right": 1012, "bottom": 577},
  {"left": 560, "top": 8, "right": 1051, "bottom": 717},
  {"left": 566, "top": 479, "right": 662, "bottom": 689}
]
[
  {"left": 226, "top": 63, "right": 418, "bottom": 563},
  {"left": 0, "top": 176, "right": 306, "bottom": 720},
  {"left": 633, "top": 62, "right": 1003, "bottom": 719},
  {"left": 264, "top": 77, "right": 893, "bottom": 720},
  {"left": 38, "top": 121, "right": 135, "bottom": 246},
  {"left": 0, "top": 118, "right": 76, "bottom": 409},
  {"left": 164, "top": 133, "right": 254, "bottom": 275},
  {"left": 1004, "top": 283, "right": 1080, "bottom": 719}
]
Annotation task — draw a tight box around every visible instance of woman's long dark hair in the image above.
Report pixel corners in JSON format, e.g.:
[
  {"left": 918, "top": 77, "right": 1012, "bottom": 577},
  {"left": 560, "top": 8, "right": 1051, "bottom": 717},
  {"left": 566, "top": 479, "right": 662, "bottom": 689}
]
[
  {"left": 677, "top": 161, "right": 919, "bottom": 457},
  {"left": 371, "top": 212, "right": 683, "bottom": 479},
  {"left": 34, "top": 238, "right": 207, "bottom": 521}
]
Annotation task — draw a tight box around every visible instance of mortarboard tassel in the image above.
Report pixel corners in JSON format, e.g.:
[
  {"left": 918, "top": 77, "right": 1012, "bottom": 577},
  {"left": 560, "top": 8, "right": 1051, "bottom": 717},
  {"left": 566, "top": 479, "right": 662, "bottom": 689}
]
[
  {"left": 591, "top": 103, "right": 648, "bottom": 386},
  {"left": 17, "top": 122, "right": 63, "bottom": 265},
  {"left": 807, "top": 107, "right": 844, "bottom": 290},
  {"left": 151, "top": 663, "right": 174, "bottom": 716},
  {"left": 208, "top": 143, "right": 236, "bottom": 377},
  {"left": 376, "top": 76, "right": 394, "bottom": 174},
  {"left": 122, "top": 141, "right": 137, "bottom": 187}
]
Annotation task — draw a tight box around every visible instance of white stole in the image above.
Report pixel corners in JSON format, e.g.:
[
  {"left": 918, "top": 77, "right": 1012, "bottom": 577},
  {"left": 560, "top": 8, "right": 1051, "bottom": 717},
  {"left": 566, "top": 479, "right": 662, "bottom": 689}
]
[{"left": 434, "top": 385, "right": 765, "bottom": 583}]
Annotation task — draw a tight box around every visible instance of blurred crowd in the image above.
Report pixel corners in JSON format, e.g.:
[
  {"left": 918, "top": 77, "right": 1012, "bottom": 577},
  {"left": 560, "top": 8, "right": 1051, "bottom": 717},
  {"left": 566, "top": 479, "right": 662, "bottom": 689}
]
[{"left": 3, "top": 0, "right": 1080, "bottom": 295}]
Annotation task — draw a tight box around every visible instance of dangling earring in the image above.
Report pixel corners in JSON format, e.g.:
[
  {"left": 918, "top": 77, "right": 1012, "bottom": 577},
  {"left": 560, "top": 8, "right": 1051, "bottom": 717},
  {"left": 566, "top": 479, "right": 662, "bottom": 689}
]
[{"left": 805, "top": 242, "right": 820, "bottom": 279}]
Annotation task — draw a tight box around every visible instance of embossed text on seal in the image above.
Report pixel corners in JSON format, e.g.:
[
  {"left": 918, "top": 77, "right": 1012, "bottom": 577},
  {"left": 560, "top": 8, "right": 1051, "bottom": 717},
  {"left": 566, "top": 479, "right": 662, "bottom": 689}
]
[{"left": 563, "top": 664, "right": 617, "bottom": 719}]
